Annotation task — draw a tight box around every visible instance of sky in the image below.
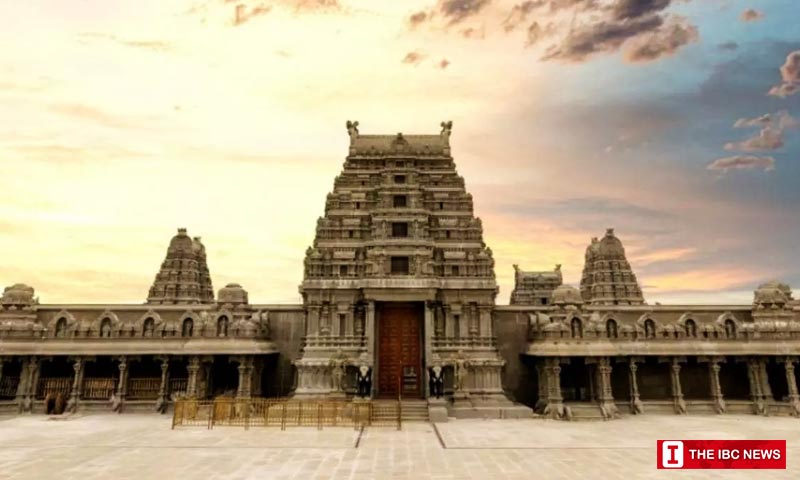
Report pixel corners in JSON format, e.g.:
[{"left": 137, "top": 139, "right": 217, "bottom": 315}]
[{"left": 0, "top": 0, "right": 798, "bottom": 306}]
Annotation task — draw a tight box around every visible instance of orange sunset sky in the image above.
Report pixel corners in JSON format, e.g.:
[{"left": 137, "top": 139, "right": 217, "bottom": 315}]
[{"left": 1, "top": 0, "right": 798, "bottom": 305}]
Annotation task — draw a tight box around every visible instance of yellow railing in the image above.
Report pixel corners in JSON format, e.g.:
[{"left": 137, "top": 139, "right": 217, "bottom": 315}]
[{"left": 172, "top": 397, "right": 401, "bottom": 430}]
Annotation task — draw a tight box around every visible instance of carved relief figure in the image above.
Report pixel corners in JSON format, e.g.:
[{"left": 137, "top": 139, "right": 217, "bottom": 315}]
[{"left": 329, "top": 350, "right": 347, "bottom": 392}]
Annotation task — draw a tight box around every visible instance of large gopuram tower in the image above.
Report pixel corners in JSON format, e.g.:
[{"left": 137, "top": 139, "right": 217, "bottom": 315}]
[{"left": 296, "top": 121, "right": 525, "bottom": 416}]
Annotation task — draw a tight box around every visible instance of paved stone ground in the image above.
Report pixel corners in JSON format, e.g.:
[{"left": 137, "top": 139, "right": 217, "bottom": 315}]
[{"left": 0, "top": 414, "right": 797, "bottom": 479}]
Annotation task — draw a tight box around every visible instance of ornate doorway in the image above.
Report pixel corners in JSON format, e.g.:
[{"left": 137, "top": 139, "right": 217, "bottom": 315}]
[{"left": 377, "top": 302, "right": 423, "bottom": 398}]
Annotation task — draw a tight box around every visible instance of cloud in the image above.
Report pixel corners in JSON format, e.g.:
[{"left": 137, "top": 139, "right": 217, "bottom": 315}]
[
  {"left": 624, "top": 20, "right": 698, "bottom": 63},
  {"left": 461, "top": 26, "right": 486, "bottom": 38},
  {"left": 233, "top": 3, "right": 272, "bottom": 26},
  {"left": 724, "top": 128, "right": 783, "bottom": 151},
  {"left": 611, "top": 0, "right": 672, "bottom": 21},
  {"left": 438, "top": 0, "right": 491, "bottom": 26},
  {"left": 724, "top": 111, "right": 796, "bottom": 152},
  {"left": 739, "top": 8, "right": 763, "bottom": 22},
  {"left": 439, "top": 58, "right": 451, "bottom": 69},
  {"left": 408, "top": 10, "right": 428, "bottom": 28},
  {"left": 717, "top": 41, "right": 738, "bottom": 51},
  {"left": 525, "top": 21, "right": 543, "bottom": 47},
  {"left": 402, "top": 51, "right": 426, "bottom": 65},
  {"left": 768, "top": 50, "right": 800, "bottom": 97},
  {"left": 542, "top": 14, "right": 663, "bottom": 62},
  {"left": 502, "top": 1, "right": 541, "bottom": 32},
  {"left": 47, "top": 104, "right": 153, "bottom": 130},
  {"left": 706, "top": 155, "right": 775, "bottom": 172},
  {"left": 77, "top": 33, "right": 171, "bottom": 52}
]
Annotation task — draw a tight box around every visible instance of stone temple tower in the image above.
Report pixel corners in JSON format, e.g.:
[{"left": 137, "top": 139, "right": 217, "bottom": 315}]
[
  {"left": 146, "top": 228, "right": 214, "bottom": 304},
  {"left": 295, "top": 121, "right": 526, "bottom": 416},
  {"left": 579, "top": 228, "right": 645, "bottom": 306}
]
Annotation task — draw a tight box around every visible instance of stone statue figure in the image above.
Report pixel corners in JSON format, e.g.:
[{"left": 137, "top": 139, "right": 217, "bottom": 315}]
[
  {"left": 452, "top": 351, "right": 469, "bottom": 393},
  {"left": 440, "top": 121, "right": 453, "bottom": 139},
  {"left": 356, "top": 365, "right": 372, "bottom": 398},
  {"left": 429, "top": 364, "right": 444, "bottom": 398},
  {"left": 346, "top": 120, "right": 359, "bottom": 139},
  {"left": 329, "top": 350, "right": 348, "bottom": 392}
]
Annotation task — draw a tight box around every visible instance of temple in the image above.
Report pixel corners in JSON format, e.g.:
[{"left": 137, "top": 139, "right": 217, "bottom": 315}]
[{"left": 1, "top": 122, "right": 799, "bottom": 421}]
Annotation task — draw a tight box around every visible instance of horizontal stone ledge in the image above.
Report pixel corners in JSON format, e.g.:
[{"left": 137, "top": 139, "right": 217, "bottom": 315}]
[
  {"left": 0, "top": 339, "right": 279, "bottom": 356},
  {"left": 525, "top": 341, "right": 800, "bottom": 356}
]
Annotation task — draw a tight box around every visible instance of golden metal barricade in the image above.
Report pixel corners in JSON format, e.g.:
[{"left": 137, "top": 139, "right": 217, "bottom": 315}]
[{"left": 82, "top": 378, "right": 116, "bottom": 400}]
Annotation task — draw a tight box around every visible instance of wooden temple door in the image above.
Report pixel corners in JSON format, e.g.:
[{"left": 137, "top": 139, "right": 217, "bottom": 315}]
[{"left": 377, "top": 303, "right": 423, "bottom": 398}]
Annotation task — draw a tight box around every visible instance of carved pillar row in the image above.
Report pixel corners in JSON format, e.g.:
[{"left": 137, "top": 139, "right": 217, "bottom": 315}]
[
  {"left": 628, "top": 358, "right": 643, "bottom": 414},
  {"left": 67, "top": 357, "right": 84, "bottom": 413},
  {"left": 784, "top": 358, "right": 800, "bottom": 416},
  {"left": 597, "top": 357, "right": 617, "bottom": 419},
  {"left": 670, "top": 358, "right": 686, "bottom": 414},
  {"left": 187, "top": 356, "right": 200, "bottom": 398},
  {"left": 708, "top": 358, "right": 725, "bottom": 414}
]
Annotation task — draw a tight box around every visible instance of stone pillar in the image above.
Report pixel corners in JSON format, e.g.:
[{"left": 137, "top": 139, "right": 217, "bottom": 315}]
[
  {"left": 67, "top": 357, "right": 84, "bottom": 413},
  {"left": 16, "top": 357, "right": 33, "bottom": 413},
  {"left": 708, "top": 358, "right": 725, "bottom": 414},
  {"left": 236, "top": 357, "right": 253, "bottom": 399},
  {"left": 746, "top": 358, "right": 766, "bottom": 415},
  {"left": 543, "top": 358, "right": 564, "bottom": 419},
  {"left": 156, "top": 358, "right": 169, "bottom": 413},
  {"left": 597, "top": 357, "right": 617, "bottom": 419},
  {"left": 365, "top": 301, "right": 375, "bottom": 359},
  {"left": 535, "top": 362, "right": 548, "bottom": 413},
  {"left": 784, "top": 358, "right": 800, "bottom": 415},
  {"left": 307, "top": 305, "right": 320, "bottom": 336},
  {"left": 628, "top": 358, "right": 643, "bottom": 414},
  {"left": 478, "top": 305, "right": 492, "bottom": 337},
  {"left": 670, "top": 358, "right": 686, "bottom": 414},
  {"left": 115, "top": 356, "right": 128, "bottom": 412},
  {"left": 424, "top": 302, "right": 434, "bottom": 398},
  {"left": 468, "top": 304, "right": 479, "bottom": 337},
  {"left": 758, "top": 358, "right": 772, "bottom": 403},
  {"left": 187, "top": 356, "right": 200, "bottom": 398}
]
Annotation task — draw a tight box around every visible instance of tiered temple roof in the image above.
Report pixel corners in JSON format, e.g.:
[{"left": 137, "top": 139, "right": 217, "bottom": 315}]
[
  {"left": 509, "top": 264, "right": 563, "bottom": 305},
  {"left": 579, "top": 228, "right": 645, "bottom": 306},
  {"left": 301, "top": 120, "right": 495, "bottom": 289},
  {"left": 146, "top": 228, "right": 214, "bottom": 305}
]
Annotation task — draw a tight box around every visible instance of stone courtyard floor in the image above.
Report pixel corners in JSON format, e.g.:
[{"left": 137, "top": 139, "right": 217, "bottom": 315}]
[{"left": 0, "top": 414, "right": 798, "bottom": 480}]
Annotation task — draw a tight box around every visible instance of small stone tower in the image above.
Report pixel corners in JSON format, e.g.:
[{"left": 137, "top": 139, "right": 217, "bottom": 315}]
[
  {"left": 146, "top": 228, "right": 214, "bottom": 304},
  {"left": 579, "top": 228, "right": 645, "bottom": 306},
  {"left": 509, "top": 264, "right": 563, "bottom": 305}
]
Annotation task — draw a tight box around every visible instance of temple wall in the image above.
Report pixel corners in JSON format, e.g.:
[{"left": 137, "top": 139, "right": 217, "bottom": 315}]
[
  {"left": 492, "top": 307, "right": 535, "bottom": 405},
  {"left": 254, "top": 305, "right": 305, "bottom": 397}
]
